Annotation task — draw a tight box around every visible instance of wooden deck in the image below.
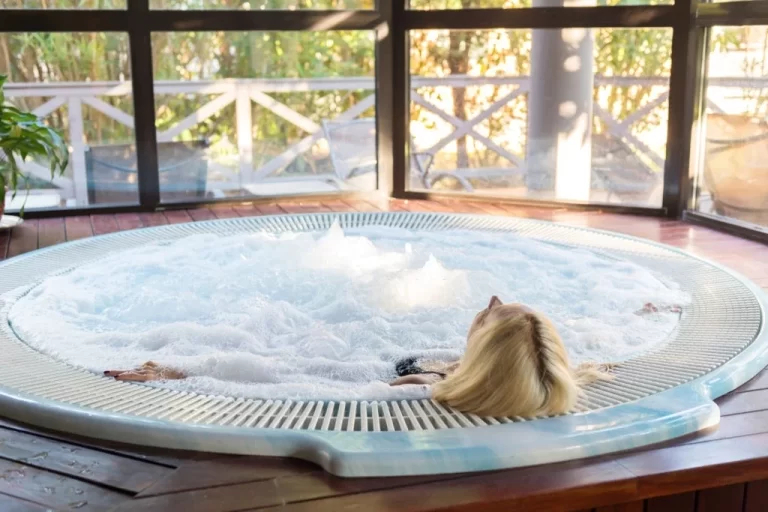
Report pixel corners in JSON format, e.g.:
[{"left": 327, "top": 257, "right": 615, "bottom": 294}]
[{"left": 0, "top": 198, "right": 767, "bottom": 512}]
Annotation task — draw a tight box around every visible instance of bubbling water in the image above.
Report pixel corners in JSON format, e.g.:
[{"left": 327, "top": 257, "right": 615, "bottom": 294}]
[{"left": 6, "top": 222, "right": 689, "bottom": 401}]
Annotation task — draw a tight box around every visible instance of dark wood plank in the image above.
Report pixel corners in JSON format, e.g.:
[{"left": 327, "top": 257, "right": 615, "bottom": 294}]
[
  {"left": 717, "top": 389, "right": 768, "bottom": 416},
  {"left": 163, "top": 210, "right": 193, "bottom": 224},
  {"left": 321, "top": 200, "right": 357, "bottom": 212},
  {"left": 209, "top": 206, "right": 241, "bottom": 219},
  {"left": 0, "top": 458, "right": 128, "bottom": 511},
  {"left": 617, "top": 432, "right": 768, "bottom": 498},
  {"left": 274, "top": 459, "right": 637, "bottom": 512},
  {"left": 0, "top": 418, "right": 193, "bottom": 469},
  {"left": 340, "top": 199, "right": 382, "bottom": 212},
  {"left": 399, "top": 200, "right": 435, "bottom": 213},
  {"left": 681, "top": 410, "right": 768, "bottom": 445},
  {"left": 646, "top": 492, "right": 696, "bottom": 512},
  {"left": 595, "top": 502, "right": 643, "bottom": 512},
  {"left": 114, "top": 213, "right": 144, "bottom": 231},
  {"left": 36, "top": 217, "right": 66, "bottom": 249},
  {"left": 137, "top": 455, "right": 317, "bottom": 497},
  {"left": 695, "top": 483, "right": 745, "bottom": 512},
  {"left": 65, "top": 216, "right": 95, "bottom": 241},
  {"left": 90, "top": 214, "right": 120, "bottom": 235},
  {"left": 137, "top": 212, "right": 169, "bottom": 227},
  {"left": 745, "top": 480, "right": 768, "bottom": 512},
  {"left": 6, "top": 219, "right": 38, "bottom": 258},
  {"left": 232, "top": 204, "right": 265, "bottom": 217},
  {"left": 112, "top": 479, "right": 281, "bottom": 512},
  {"left": 0, "top": 493, "right": 52, "bottom": 512},
  {"left": 251, "top": 203, "right": 286, "bottom": 215},
  {"left": 738, "top": 369, "right": 768, "bottom": 394},
  {"left": 186, "top": 208, "right": 217, "bottom": 222},
  {"left": 0, "top": 425, "right": 171, "bottom": 494}
]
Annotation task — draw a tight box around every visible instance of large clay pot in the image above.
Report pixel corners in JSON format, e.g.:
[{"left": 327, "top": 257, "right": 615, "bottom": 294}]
[{"left": 704, "top": 114, "right": 768, "bottom": 225}]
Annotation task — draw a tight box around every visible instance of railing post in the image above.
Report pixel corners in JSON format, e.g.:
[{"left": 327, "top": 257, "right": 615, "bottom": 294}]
[
  {"left": 236, "top": 84, "right": 254, "bottom": 186},
  {"left": 67, "top": 97, "right": 88, "bottom": 206}
]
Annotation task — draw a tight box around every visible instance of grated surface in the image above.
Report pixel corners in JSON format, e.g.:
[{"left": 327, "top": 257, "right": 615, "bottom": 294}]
[{"left": 0, "top": 213, "right": 762, "bottom": 432}]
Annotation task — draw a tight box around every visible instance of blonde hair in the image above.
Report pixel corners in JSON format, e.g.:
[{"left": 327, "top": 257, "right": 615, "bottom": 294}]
[{"left": 432, "top": 311, "right": 611, "bottom": 418}]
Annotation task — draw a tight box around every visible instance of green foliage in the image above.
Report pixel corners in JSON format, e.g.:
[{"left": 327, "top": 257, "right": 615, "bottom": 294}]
[{"left": 0, "top": 74, "right": 69, "bottom": 213}]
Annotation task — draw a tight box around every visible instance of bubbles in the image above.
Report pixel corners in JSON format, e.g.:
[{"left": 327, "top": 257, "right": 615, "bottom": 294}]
[{"left": 6, "top": 224, "right": 690, "bottom": 401}]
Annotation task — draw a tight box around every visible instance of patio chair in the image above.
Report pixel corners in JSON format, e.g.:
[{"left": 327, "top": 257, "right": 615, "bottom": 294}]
[
  {"left": 85, "top": 140, "right": 209, "bottom": 204},
  {"left": 322, "top": 118, "right": 474, "bottom": 191},
  {"left": 591, "top": 133, "right": 661, "bottom": 203}
]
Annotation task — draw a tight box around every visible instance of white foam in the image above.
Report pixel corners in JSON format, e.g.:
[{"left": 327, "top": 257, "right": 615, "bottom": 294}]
[{"left": 6, "top": 223, "right": 690, "bottom": 401}]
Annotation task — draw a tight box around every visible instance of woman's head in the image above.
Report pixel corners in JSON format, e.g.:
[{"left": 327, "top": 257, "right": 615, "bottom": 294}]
[{"left": 433, "top": 296, "right": 589, "bottom": 418}]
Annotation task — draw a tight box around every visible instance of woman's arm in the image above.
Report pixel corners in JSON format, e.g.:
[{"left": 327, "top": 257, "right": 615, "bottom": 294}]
[
  {"left": 390, "top": 373, "right": 443, "bottom": 386},
  {"left": 104, "top": 361, "right": 186, "bottom": 382}
]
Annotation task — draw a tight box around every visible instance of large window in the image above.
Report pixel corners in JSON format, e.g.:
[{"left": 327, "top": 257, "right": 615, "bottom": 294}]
[
  {"left": 0, "top": 32, "right": 135, "bottom": 209},
  {"left": 408, "top": 28, "right": 671, "bottom": 207},
  {"left": 151, "top": 30, "right": 375, "bottom": 203},
  {"left": 0, "top": 1, "right": 125, "bottom": 8},
  {"left": 149, "top": 0, "right": 373, "bottom": 9},
  {"left": 693, "top": 25, "right": 768, "bottom": 231},
  {"left": 408, "top": 0, "right": 672, "bottom": 9}
]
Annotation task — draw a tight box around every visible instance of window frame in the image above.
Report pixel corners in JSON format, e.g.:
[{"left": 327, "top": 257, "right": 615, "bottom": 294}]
[{"left": 0, "top": 0, "right": 763, "bottom": 245}]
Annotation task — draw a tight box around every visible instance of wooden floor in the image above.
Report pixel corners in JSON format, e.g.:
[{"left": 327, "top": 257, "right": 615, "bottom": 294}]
[{"left": 0, "top": 198, "right": 767, "bottom": 512}]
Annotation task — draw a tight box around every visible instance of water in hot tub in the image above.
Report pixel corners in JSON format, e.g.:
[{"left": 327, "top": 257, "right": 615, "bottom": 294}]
[{"left": 7, "top": 222, "right": 690, "bottom": 400}]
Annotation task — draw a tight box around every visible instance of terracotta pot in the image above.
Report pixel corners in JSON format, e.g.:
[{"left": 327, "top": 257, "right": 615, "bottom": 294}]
[{"left": 705, "top": 114, "right": 768, "bottom": 225}]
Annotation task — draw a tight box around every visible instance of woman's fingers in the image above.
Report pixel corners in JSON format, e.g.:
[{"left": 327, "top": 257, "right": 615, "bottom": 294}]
[
  {"left": 113, "top": 369, "right": 159, "bottom": 382},
  {"left": 103, "top": 370, "right": 128, "bottom": 377}
]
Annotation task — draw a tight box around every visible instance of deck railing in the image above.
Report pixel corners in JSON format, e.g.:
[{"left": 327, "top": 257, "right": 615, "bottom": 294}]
[{"left": 3, "top": 75, "right": 752, "bottom": 206}]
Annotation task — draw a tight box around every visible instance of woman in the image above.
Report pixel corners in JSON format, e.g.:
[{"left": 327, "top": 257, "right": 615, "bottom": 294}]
[{"left": 105, "top": 296, "right": 632, "bottom": 418}]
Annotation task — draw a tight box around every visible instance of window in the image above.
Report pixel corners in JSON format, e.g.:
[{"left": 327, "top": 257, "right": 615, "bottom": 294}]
[
  {"left": 693, "top": 25, "right": 768, "bottom": 230},
  {"left": 0, "top": 0, "right": 125, "bottom": 8},
  {"left": 151, "top": 30, "right": 376, "bottom": 203},
  {"left": 409, "top": 28, "right": 672, "bottom": 207},
  {"left": 0, "top": 32, "right": 135, "bottom": 211},
  {"left": 150, "top": 0, "right": 373, "bottom": 10},
  {"left": 408, "top": 0, "right": 671, "bottom": 9}
]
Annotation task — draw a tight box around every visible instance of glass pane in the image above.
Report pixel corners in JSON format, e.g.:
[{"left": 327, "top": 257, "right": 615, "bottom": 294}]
[
  {"left": 150, "top": 0, "right": 373, "bottom": 9},
  {"left": 0, "top": 32, "right": 135, "bottom": 212},
  {"left": 151, "top": 31, "right": 375, "bottom": 203},
  {"left": 0, "top": 0, "right": 125, "bottom": 8},
  {"left": 408, "top": 28, "right": 672, "bottom": 207},
  {"left": 694, "top": 26, "right": 768, "bottom": 230},
  {"left": 409, "top": 0, "right": 671, "bottom": 9}
]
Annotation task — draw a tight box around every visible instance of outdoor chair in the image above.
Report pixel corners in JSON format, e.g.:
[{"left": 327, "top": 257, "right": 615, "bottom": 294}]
[{"left": 85, "top": 140, "right": 209, "bottom": 204}]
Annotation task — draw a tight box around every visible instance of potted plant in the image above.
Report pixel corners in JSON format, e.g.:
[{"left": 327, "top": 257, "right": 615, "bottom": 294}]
[
  {"left": 705, "top": 113, "right": 768, "bottom": 226},
  {"left": 0, "top": 74, "right": 69, "bottom": 218}
]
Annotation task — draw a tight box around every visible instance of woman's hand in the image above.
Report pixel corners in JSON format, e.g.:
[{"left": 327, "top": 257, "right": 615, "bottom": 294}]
[
  {"left": 390, "top": 374, "right": 443, "bottom": 386},
  {"left": 104, "top": 361, "right": 186, "bottom": 382},
  {"left": 636, "top": 303, "right": 682, "bottom": 315}
]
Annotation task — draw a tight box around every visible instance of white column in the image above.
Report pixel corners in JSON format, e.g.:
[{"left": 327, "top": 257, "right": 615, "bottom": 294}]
[
  {"left": 67, "top": 97, "right": 89, "bottom": 206},
  {"left": 526, "top": 0, "right": 595, "bottom": 202},
  {"left": 236, "top": 85, "right": 254, "bottom": 186}
]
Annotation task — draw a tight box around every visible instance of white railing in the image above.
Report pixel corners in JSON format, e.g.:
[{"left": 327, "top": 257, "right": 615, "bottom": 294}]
[{"left": 3, "top": 75, "right": 747, "bottom": 205}]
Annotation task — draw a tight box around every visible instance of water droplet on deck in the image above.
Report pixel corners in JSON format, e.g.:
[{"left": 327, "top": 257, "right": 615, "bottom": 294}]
[
  {"left": 68, "top": 501, "right": 87, "bottom": 509},
  {"left": 43, "top": 486, "right": 55, "bottom": 495},
  {"left": 72, "top": 488, "right": 84, "bottom": 495}
]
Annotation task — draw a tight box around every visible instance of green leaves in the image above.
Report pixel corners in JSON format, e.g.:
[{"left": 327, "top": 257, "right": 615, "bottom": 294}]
[{"left": 0, "top": 74, "right": 69, "bottom": 215}]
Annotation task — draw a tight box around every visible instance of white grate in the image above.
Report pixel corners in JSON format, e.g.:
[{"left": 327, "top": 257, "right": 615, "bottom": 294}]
[{"left": 0, "top": 213, "right": 762, "bottom": 433}]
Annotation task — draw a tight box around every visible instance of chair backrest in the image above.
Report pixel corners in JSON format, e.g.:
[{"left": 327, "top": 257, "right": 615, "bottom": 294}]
[
  {"left": 323, "top": 118, "right": 437, "bottom": 185},
  {"left": 322, "top": 119, "right": 377, "bottom": 181},
  {"left": 85, "top": 140, "right": 209, "bottom": 205}
]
